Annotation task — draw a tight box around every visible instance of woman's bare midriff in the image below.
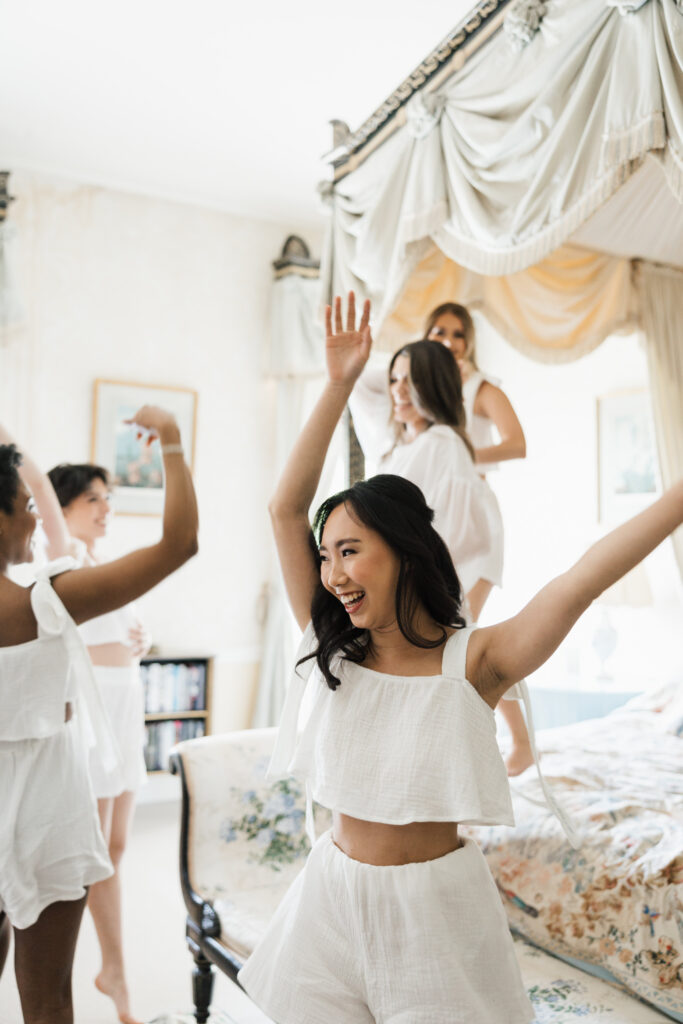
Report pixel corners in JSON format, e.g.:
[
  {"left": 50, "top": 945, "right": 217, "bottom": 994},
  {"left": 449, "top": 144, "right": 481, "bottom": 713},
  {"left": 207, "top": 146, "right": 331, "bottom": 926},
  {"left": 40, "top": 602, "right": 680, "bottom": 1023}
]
[
  {"left": 333, "top": 812, "right": 461, "bottom": 866},
  {"left": 87, "top": 642, "right": 134, "bottom": 667}
]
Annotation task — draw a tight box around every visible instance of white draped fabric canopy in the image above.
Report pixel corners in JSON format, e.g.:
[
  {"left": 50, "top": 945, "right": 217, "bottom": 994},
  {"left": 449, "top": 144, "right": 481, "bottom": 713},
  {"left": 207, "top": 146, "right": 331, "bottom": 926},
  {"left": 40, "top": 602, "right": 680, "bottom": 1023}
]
[
  {"left": 256, "top": 0, "right": 683, "bottom": 723},
  {"left": 319, "top": 0, "right": 683, "bottom": 570},
  {"left": 322, "top": 0, "right": 682, "bottom": 327}
]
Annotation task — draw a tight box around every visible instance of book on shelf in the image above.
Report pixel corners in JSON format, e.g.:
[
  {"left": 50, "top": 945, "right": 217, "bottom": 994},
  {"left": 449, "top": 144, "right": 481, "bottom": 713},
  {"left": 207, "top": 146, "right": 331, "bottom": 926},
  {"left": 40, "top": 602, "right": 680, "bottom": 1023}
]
[
  {"left": 141, "top": 660, "right": 207, "bottom": 714},
  {"left": 144, "top": 718, "right": 206, "bottom": 772}
]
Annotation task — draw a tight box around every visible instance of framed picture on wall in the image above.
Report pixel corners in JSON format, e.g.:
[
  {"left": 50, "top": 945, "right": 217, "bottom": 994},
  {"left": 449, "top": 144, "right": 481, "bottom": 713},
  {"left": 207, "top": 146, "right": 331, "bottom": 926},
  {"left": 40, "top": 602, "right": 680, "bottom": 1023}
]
[
  {"left": 596, "top": 389, "right": 658, "bottom": 524},
  {"left": 91, "top": 379, "right": 198, "bottom": 515}
]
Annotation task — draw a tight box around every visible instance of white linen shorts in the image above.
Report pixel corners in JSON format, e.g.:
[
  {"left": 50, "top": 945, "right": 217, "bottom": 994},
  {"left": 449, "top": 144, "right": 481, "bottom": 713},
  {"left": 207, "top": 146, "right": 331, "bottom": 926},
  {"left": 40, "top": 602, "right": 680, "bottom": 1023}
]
[
  {"left": 0, "top": 718, "right": 113, "bottom": 929},
  {"left": 89, "top": 664, "right": 147, "bottom": 798},
  {"left": 238, "top": 832, "right": 534, "bottom": 1024}
]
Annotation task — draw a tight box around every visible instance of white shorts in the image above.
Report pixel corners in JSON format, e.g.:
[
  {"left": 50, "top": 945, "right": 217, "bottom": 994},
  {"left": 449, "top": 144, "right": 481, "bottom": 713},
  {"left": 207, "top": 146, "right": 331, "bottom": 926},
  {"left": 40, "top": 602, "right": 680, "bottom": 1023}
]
[
  {"left": 238, "top": 833, "right": 534, "bottom": 1024},
  {"left": 89, "top": 664, "right": 146, "bottom": 798},
  {"left": 0, "top": 718, "right": 113, "bottom": 929}
]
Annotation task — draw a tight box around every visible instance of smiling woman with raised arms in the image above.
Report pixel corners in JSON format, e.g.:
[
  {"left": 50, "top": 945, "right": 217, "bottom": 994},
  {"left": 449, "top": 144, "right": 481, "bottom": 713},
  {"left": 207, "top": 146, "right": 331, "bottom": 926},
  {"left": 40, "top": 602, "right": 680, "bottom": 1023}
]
[
  {"left": 237, "top": 293, "right": 683, "bottom": 1024},
  {"left": 0, "top": 406, "right": 198, "bottom": 1024}
]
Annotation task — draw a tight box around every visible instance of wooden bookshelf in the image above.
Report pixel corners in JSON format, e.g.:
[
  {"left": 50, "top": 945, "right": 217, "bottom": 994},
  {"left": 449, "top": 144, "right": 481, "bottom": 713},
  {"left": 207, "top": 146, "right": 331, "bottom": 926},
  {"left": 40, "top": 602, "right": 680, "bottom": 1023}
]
[{"left": 141, "top": 655, "right": 213, "bottom": 773}]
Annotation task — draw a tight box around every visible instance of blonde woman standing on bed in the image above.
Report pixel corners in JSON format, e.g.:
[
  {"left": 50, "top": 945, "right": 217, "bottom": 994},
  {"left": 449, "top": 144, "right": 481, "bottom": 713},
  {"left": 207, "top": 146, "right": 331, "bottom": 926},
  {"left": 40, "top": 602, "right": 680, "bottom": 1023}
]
[{"left": 426, "top": 301, "right": 532, "bottom": 775}]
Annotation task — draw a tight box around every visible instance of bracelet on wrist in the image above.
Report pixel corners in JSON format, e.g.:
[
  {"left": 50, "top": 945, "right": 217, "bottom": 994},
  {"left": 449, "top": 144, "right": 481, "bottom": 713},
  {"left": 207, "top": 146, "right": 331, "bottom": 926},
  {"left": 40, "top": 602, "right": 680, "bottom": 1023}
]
[{"left": 161, "top": 443, "right": 184, "bottom": 457}]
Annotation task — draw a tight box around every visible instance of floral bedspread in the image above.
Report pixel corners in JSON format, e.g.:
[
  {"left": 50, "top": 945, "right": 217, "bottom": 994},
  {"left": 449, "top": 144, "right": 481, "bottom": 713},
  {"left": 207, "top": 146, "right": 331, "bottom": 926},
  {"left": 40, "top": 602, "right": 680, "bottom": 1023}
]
[
  {"left": 465, "top": 702, "right": 683, "bottom": 1021},
  {"left": 515, "top": 935, "right": 673, "bottom": 1022}
]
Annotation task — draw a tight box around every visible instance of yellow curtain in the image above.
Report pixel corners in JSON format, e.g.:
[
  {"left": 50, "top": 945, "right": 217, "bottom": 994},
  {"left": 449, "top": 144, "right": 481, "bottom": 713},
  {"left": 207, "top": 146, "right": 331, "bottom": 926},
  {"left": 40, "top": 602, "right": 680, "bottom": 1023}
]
[
  {"left": 379, "top": 244, "right": 640, "bottom": 363},
  {"left": 638, "top": 262, "right": 683, "bottom": 577}
]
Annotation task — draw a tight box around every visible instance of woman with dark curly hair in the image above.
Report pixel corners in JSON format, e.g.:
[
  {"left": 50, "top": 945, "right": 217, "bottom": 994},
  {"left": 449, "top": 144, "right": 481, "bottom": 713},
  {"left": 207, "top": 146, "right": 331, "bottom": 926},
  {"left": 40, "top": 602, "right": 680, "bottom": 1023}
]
[
  {"left": 237, "top": 293, "right": 683, "bottom": 1024},
  {"left": 0, "top": 406, "right": 198, "bottom": 1024}
]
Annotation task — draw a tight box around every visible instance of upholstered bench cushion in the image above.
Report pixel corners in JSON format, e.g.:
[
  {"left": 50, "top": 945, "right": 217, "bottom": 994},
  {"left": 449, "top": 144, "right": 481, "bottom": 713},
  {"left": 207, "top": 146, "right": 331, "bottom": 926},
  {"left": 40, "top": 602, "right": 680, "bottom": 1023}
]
[{"left": 177, "top": 727, "right": 329, "bottom": 960}]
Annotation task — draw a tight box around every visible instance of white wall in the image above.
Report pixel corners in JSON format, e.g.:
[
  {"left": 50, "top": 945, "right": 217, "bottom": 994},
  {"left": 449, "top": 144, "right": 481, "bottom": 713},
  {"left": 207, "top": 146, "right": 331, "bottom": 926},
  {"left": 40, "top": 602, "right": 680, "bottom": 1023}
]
[
  {"left": 473, "top": 317, "right": 682, "bottom": 690},
  {"left": 0, "top": 170, "right": 324, "bottom": 730}
]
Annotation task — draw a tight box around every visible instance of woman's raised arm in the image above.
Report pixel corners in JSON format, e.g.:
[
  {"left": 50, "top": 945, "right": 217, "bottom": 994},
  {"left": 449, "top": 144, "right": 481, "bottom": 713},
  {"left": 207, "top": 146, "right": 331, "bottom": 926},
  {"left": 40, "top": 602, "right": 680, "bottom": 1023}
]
[
  {"left": 51, "top": 406, "right": 198, "bottom": 622},
  {"left": 270, "top": 293, "right": 372, "bottom": 630},
  {"left": 473, "top": 381, "right": 526, "bottom": 465},
  {"left": 0, "top": 421, "right": 71, "bottom": 559},
  {"left": 467, "top": 481, "right": 683, "bottom": 705}
]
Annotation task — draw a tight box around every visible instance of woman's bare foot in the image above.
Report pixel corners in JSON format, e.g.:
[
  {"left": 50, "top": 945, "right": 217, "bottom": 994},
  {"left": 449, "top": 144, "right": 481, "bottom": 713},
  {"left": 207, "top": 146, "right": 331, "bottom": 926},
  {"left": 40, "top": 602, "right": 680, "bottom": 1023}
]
[
  {"left": 95, "top": 969, "right": 142, "bottom": 1024},
  {"left": 506, "top": 741, "right": 534, "bottom": 777}
]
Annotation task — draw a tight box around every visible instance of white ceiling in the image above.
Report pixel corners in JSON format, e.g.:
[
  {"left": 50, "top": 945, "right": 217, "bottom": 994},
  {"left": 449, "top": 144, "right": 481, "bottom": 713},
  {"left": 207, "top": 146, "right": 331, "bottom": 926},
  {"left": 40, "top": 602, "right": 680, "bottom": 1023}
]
[{"left": 0, "top": 0, "right": 474, "bottom": 231}]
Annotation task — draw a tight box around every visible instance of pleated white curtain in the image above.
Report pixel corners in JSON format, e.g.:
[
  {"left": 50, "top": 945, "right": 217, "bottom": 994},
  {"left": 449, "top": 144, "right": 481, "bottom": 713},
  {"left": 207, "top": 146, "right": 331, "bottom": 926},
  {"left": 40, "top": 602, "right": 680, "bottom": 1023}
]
[
  {"left": 638, "top": 262, "right": 683, "bottom": 576},
  {"left": 0, "top": 220, "right": 20, "bottom": 342},
  {"left": 322, "top": 0, "right": 683, "bottom": 334},
  {"left": 251, "top": 270, "right": 331, "bottom": 727}
]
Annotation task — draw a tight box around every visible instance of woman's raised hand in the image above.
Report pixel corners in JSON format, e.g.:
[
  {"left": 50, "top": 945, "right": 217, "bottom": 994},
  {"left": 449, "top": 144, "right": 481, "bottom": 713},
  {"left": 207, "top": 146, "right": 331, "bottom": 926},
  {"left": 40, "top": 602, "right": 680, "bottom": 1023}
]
[
  {"left": 124, "top": 405, "right": 180, "bottom": 445},
  {"left": 325, "top": 292, "right": 372, "bottom": 387}
]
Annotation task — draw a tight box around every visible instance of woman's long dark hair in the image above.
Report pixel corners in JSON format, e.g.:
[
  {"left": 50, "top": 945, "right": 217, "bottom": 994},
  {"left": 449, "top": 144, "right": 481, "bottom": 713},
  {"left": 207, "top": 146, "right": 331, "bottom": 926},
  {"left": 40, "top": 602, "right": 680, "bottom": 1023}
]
[
  {"left": 299, "top": 474, "right": 467, "bottom": 690},
  {"left": 0, "top": 444, "right": 23, "bottom": 515},
  {"left": 389, "top": 340, "right": 474, "bottom": 460}
]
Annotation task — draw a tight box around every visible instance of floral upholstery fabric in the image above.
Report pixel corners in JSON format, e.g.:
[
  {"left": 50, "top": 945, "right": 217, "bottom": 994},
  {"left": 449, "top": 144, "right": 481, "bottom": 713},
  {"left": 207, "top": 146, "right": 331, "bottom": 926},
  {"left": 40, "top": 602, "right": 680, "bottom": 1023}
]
[
  {"left": 465, "top": 698, "right": 683, "bottom": 1021},
  {"left": 177, "top": 728, "right": 329, "bottom": 961}
]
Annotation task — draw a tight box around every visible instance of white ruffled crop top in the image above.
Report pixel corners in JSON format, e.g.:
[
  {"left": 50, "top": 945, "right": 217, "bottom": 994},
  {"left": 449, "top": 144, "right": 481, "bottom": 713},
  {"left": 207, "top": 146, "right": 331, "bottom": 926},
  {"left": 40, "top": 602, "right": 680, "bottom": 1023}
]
[
  {"left": 69, "top": 540, "right": 139, "bottom": 648},
  {"left": 270, "top": 624, "right": 511, "bottom": 827},
  {"left": 269, "top": 623, "right": 582, "bottom": 847},
  {"left": 0, "top": 561, "right": 124, "bottom": 791}
]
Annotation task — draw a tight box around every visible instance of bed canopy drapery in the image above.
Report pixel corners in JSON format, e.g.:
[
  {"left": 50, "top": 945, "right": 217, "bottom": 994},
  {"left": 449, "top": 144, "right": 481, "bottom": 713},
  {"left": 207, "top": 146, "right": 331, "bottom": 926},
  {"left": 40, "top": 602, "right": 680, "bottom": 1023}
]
[
  {"left": 256, "top": 0, "right": 683, "bottom": 725},
  {"left": 318, "top": 0, "right": 683, "bottom": 566}
]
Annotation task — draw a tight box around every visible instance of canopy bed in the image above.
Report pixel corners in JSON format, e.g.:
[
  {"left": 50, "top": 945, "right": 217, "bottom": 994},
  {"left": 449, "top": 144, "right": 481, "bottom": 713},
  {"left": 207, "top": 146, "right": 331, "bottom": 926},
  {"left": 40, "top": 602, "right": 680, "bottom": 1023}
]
[
  {"left": 256, "top": 0, "right": 683, "bottom": 729},
  {"left": 239, "top": 2, "right": 683, "bottom": 1019}
]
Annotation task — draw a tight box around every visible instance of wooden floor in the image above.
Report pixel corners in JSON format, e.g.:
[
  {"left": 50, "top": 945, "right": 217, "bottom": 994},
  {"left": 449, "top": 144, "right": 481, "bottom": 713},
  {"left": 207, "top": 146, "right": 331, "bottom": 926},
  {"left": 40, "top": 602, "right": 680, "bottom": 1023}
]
[{"left": 0, "top": 799, "right": 272, "bottom": 1024}]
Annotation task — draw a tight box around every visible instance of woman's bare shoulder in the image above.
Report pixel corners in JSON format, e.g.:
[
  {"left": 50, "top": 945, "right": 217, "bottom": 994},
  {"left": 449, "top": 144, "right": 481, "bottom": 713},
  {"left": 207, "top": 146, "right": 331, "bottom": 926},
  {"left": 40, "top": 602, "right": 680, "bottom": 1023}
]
[{"left": 0, "top": 578, "right": 37, "bottom": 645}]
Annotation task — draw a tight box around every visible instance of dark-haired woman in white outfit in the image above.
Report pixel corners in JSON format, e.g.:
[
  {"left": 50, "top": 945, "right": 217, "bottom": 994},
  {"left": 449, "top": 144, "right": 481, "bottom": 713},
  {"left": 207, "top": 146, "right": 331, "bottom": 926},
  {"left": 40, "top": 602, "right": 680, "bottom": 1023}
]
[
  {"left": 237, "top": 293, "right": 683, "bottom": 1023},
  {"left": 425, "top": 301, "right": 532, "bottom": 774},
  {"left": 0, "top": 407, "right": 197, "bottom": 1024}
]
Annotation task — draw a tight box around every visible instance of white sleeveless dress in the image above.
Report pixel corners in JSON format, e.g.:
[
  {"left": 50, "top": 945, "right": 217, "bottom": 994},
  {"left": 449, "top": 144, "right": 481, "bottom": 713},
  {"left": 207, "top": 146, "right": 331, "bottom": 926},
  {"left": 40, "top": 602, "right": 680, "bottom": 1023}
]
[
  {"left": 461, "top": 369, "right": 505, "bottom": 586},
  {"left": 350, "top": 365, "right": 503, "bottom": 589},
  {"left": 0, "top": 561, "right": 115, "bottom": 928}
]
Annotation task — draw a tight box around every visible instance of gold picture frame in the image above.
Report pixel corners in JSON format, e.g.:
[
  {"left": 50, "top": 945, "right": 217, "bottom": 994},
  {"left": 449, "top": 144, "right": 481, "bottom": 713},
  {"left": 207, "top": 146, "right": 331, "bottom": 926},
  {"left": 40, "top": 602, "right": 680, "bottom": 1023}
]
[{"left": 91, "top": 379, "right": 198, "bottom": 515}]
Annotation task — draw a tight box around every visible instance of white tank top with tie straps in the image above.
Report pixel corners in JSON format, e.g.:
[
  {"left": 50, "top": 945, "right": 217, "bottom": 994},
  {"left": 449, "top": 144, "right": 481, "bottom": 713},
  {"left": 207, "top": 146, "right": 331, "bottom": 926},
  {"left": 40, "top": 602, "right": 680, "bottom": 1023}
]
[{"left": 268, "top": 624, "right": 582, "bottom": 847}]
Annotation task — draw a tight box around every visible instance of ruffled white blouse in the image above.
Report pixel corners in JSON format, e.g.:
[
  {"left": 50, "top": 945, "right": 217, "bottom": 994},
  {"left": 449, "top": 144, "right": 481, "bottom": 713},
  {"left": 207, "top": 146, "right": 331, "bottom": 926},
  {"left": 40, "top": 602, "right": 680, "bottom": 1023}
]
[
  {"left": 380, "top": 426, "right": 496, "bottom": 594},
  {"left": 268, "top": 624, "right": 582, "bottom": 848},
  {"left": 0, "top": 560, "right": 123, "bottom": 789}
]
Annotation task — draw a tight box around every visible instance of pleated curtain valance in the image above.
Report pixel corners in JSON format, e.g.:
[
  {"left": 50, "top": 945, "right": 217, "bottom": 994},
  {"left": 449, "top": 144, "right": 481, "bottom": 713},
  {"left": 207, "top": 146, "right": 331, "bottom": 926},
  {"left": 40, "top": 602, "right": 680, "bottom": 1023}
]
[{"left": 321, "top": 0, "right": 683, "bottom": 356}]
